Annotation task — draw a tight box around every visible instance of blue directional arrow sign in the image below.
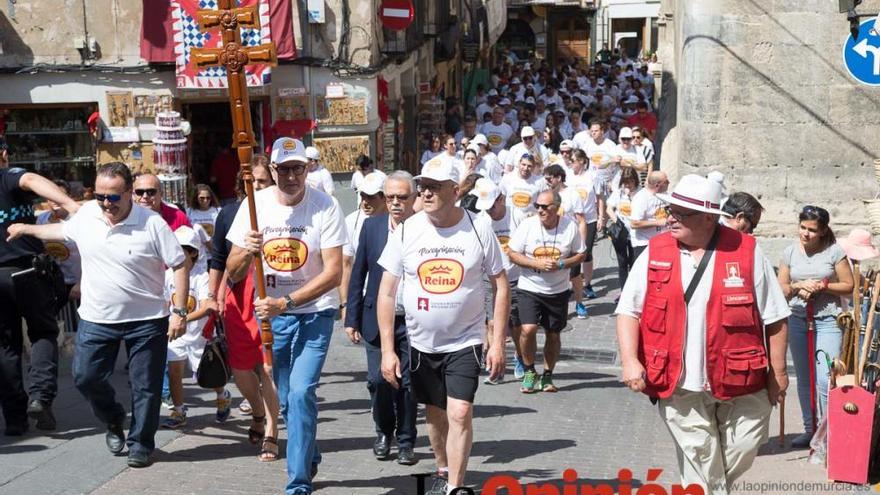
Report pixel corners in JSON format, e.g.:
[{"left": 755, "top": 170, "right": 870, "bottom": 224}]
[{"left": 844, "top": 19, "right": 880, "bottom": 86}]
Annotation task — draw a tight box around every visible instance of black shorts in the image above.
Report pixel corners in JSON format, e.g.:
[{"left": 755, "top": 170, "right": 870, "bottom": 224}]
[
  {"left": 584, "top": 221, "right": 598, "bottom": 261},
  {"left": 517, "top": 288, "right": 570, "bottom": 333},
  {"left": 486, "top": 280, "right": 522, "bottom": 328},
  {"left": 411, "top": 344, "right": 483, "bottom": 409}
]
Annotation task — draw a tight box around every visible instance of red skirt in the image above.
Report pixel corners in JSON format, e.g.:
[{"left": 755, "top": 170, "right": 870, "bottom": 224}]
[{"left": 224, "top": 271, "right": 264, "bottom": 371}]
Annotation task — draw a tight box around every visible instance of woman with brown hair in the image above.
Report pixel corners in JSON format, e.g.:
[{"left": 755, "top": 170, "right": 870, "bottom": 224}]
[
  {"left": 778, "top": 205, "right": 854, "bottom": 448},
  {"left": 186, "top": 184, "right": 221, "bottom": 239}
]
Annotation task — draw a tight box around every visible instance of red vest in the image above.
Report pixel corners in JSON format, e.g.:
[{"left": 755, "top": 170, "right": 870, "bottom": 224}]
[{"left": 639, "top": 226, "right": 767, "bottom": 400}]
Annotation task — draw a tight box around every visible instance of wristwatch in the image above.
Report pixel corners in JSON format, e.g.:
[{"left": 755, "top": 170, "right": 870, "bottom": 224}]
[
  {"left": 171, "top": 306, "right": 189, "bottom": 318},
  {"left": 283, "top": 295, "right": 298, "bottom": 312},
  {"left": 557, "top": 258, "right": 566, "bottom": 270}
]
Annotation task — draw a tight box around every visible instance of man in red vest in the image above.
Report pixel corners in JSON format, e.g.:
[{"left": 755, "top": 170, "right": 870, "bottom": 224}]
[{"left": 615, "top": 174, "right": 790, "bottom": 495}]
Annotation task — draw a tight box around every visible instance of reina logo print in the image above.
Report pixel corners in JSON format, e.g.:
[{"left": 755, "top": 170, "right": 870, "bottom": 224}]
[
  {"left": 263, "top": 238, "right": 309, "bottom": 272},
  {"left": 533, "top": 246, "right": 562, "bottom": 260},
  {"left": 511, "top": 192, "right": 531, "bottom": 208},
  {"left": 417, "top": 258, "right": 464, "bottom": 294},
  {"left": 497, "top": 235, "right": 511, "bottom": 254},
  {"left": 44, "top": 242, "right": 71, "bottom": 261}
]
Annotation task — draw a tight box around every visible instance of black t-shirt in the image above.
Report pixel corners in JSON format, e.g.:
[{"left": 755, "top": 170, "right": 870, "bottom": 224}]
[
  {"left": 209, "top": 199, "right": 242, "bottom": 272},
  {"left": 0, "top": 167, "right": 42, "bottom": 263}
]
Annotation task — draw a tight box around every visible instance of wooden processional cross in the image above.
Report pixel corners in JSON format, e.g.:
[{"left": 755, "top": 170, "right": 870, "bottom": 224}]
[{"left": 191, "top": 0, "right": 278, "bottom": 365}]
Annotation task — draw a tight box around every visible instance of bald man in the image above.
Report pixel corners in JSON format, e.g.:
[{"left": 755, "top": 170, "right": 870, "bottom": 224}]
[
  {"left": 629, "top": 171, "right": 669, "bottom": 260},
  {"left": 132, "top": 174, "right": 190, "bottom": 231}
]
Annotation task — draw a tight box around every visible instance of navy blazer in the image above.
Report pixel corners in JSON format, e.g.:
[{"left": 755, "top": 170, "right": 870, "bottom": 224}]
[{"left": 344, "top": 213, "right": 391, "bottom": 344}]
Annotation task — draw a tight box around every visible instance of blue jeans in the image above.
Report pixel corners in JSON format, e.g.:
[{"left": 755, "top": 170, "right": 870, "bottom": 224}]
[
  {"left": 788, "top": 314, "right": 841, "bottom": 432},
  {"left": 271, "top": 309, "right": 335, "bottom": 495},
  {"left": 73, "top": 318, "right": 168, "bottom": 456}
]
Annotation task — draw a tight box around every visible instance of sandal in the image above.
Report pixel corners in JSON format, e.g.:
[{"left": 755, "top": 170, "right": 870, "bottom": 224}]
[
  {"left": 259, "top": 436, "right": 278, "bottom": 462},
  {"left": 247, "top": 415, "right": 266, "bottom": 445}
]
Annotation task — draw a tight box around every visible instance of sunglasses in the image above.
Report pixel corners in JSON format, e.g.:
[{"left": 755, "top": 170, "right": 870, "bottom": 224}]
[
  {"left": 385, "top": 193, "right": 412, "bottom": 202},
  {"left": 134, "top": 188, "right": 158, "bottom": 197},
  {"left": 417, "top": 182, "right": 448, "bottom": 193},
  {"left": 621, "top": 137, "right": 633, "bottom": 141},
  {"left": 197, "top": 196, "right": 212, "bottom": 201},
  {"left": 534, "top": 203, "right": 556, "bottom": 211},
  {"left": 664, "top": 206, "right": 702, "bottom": 221},
  {"left": 95, "top": 193, "right": 124, "bottom": 203},
  {"left": 274, "top": 163, "right": 307, "bottom": 176},
  {"left": 802, "top": 205, "right": 829, "bottom": 220}
]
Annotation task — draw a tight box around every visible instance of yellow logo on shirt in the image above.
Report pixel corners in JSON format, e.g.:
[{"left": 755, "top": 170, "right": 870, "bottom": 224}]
[
  {"left": 171, "top": 293, "right": 197, "bottom": 313},
  {"left": 534, "top": 246, "right": 562, "bottom": 261},
  {"left": 44, "top": 242, "right": 70, "bottom": 261},
  {"left": 263, "top": 238, "right": 309, "bottom": 272},
  {"left": 488, "top": 134, "right": 503, "bottom": 146},
  {"left": 511, "top": 192, "right": 531, "bottom": 208},
  {"left": 619, "top": 202, "right": 632, "bottom": 217},
  {"left": 654, "top": 208, "right": 668, "bottom": 220},
  {"left": 497, "top": 235, "right": 511, "bottom": 254},
  {"left": 576, "top": 188, "right": 588, "bottom": 201},
  {"left": 418, "top": 258, "right": 464, "bottom": 294},
  {"left": 200, "top": 222, "right": 215, "bottom": 236},
  {"left": 592, "top": 153, "right": 611, "bottom": 169}
]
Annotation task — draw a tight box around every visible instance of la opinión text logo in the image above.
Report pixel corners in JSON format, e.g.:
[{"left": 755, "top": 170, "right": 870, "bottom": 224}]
[{"left": 412, "top": 468, "right": 705, "bottom": 495}]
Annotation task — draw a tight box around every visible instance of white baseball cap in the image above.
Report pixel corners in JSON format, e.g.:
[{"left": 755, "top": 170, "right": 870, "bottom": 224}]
[
  {"left": 416, "top": 158, "right": 460, "bottom": 184},
  {"left": 499, "top": 98, "right": 511, "bottom": 106},
  {"left": 472, "top": 134, "right": 488, "bottom": 146},
  {"left": 520, "top": 126, "right": 536, "bottom": 138},
  {"left": 560, "top": 139, "right": 575, "bottom": 151},
  {"left": 270, "top": 137, "right": 307, "bottom": 164},
  {"left": 358, "top": 172, "right": 386, "bottom": 195},
  {"left": 488, "top": 89, "right": 499, "bottom": 97},
  {"left": 175, "top": 226, "right": 201, "bottom": 251},
  {"left": 525, "top": 96, "right": 536, "bottom": 105},
  {"left": 469, "top": 178, "right": 501, "bottom": 211},
  {"left": 466, "top": 143, "right": 481, "bottom": 154},
  {"left": 624, "top": 96, "right": 640, "bottom": 104},
  {"left": 618, "top": 127, "right": 634, "bottom": 139},
  {"left": 305, "top": 146, "right": 320, "bottom": 160},
  {"left": 511, "top": 77, "right": 521, "bottom": 84}
]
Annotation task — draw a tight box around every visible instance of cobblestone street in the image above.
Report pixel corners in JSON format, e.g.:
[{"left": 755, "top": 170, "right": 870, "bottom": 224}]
[{"left": 0, "top": 240, "right": 833, "bottom": 494}]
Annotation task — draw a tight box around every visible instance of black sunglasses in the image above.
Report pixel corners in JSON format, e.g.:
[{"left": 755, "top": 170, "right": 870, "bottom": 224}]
[
  {"left": 385, "top": 194, "right": 412, "bottom": 202},
  {"left": 664, "top": 206, "right": 702, "bottom": 221},
  {"left": 802, "top": 205, "right": 829, "bottom": 220},
  {"left": 133, "top": 188, "right": 158, "bottom": 197},
  {"left": 417, "top": 182, "right": 448, "bottom": 193},
  {"left": 274, "top": 163, "right": 307, "bottom": 176},
  {"left": 95, "top": 193, "right": 124, "bottom": 203},
  {"left": 534, "top": 203, "right": 556, "bottom": 211}
]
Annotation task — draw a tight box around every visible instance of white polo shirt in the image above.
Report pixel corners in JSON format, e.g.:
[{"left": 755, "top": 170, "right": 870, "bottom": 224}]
[
  {"left": 615, "top": 242, "right": 790, "bottom": 392},
  {"left": 63, "top": 201, "right": 185, "bottom": 324}
]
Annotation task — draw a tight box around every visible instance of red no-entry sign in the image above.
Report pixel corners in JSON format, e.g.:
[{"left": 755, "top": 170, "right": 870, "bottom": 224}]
[{"left": 380, "top": 0, "right": 414, "bottom": 31}]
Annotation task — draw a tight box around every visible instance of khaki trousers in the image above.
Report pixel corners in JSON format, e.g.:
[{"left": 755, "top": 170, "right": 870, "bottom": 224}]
[{"left": 658, "top": 389, "right": 772, "bottom": 495}]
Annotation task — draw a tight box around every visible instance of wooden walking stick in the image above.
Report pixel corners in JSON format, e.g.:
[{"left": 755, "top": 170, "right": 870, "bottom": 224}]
[
  {"left": 191, "top": 1, "right": 278, "bottom": 366},
  {"left": 852, "top": 261, "right": 862, "bottom": 375},
  {"left": 857, "top": 273, "right": 880, "bottom": 385},
  {"left": 779, "top": 395, "right": 785, "bottom": 447}
]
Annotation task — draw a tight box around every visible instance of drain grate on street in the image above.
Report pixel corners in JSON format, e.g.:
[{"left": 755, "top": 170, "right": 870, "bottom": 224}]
[{"left": 559, "top": 348, "right": 618, "bottom": 364}]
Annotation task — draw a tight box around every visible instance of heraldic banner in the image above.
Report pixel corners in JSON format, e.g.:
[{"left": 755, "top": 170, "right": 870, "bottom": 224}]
[{"left": 172, "top": 0, "right": 272, "bottom": 89}]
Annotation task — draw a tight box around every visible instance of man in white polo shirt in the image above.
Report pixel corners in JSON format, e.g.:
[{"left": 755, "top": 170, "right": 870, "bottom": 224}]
[
  {"left": 377, "top": 159, "right": 509, "bottom": 494},
  {"left": 226, "top": 137, "right": 346, "bottom": 495},
  {"left": 8, "top": 162, "right": 189, "bottom": 468}
]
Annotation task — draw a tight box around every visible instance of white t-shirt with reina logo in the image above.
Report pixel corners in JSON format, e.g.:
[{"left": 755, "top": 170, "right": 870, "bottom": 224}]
[
  {"left": 583, "top": 138, "right": 620, "bottom": 190},
  {"left": 566, "top": 170, "right": 603, "bottom": 223},
  {"left": 508, "top": 215, "right": 585, "bottom": 295},
  {"left": 480, "top": 207, "right": 525, "bottom": 282},
  {"left": 557, "top": 187, "right": 587, "bottom": 222},
  {"left": 36, "top": 212, "right": 81, "bottom": 285},
  {"left": 186, "top": 207, "right": 220, "bottom": 239},
  {"left": 227, "top": 186, "right": 347, "bottom": 314},
  {"left": 607, "top": 187, "right": 638, "bottom": 234},
  {"left": 629, "top": 188, "right": 667, "bottom": 247},
  {"left": 378, "top": 210, "right": 504, "bottom": 354},
  {"left": 499, "top": 172, "right": 546, "bottom": 215},
  {"left": 164, "top": 264, "right": 211, "bottom": 345},
  {"left": 480, "top": 122, "right": 515, "bottom": 154}
]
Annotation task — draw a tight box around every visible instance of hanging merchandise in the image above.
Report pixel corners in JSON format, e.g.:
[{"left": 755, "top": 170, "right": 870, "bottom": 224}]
[{"left": 152, "top": 111, "right": 189, "bottom": 206}]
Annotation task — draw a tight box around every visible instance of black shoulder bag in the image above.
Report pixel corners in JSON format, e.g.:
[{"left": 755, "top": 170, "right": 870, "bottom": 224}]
[{"left": 197, "top": 316, "right": 232, "bottom": 389}]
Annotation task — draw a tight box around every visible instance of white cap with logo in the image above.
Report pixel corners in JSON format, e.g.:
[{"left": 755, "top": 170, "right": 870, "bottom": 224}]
[
  {"left": 270, "top": 137, "right": 308, "bottom": 164},
  {"left": 358, "top": 172, "right": 386, "bottom": 195},
  {"left": 416, "top": 158, "right": 461, "bottom": 184},
  {"left": 472, "top": 134, "right": 489, "bottom": 147},
  {"left": 469, "top": 178, "right": 501, "bottom": 211},
  {"left": 174, "top": 226, "right": 201, "bottom": 251},
  {"left": 520, "top": 126, "right": 536, "bottom": 138},
  {"left": 305, "top": 146, "right": 320, "bottom": 160}
]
